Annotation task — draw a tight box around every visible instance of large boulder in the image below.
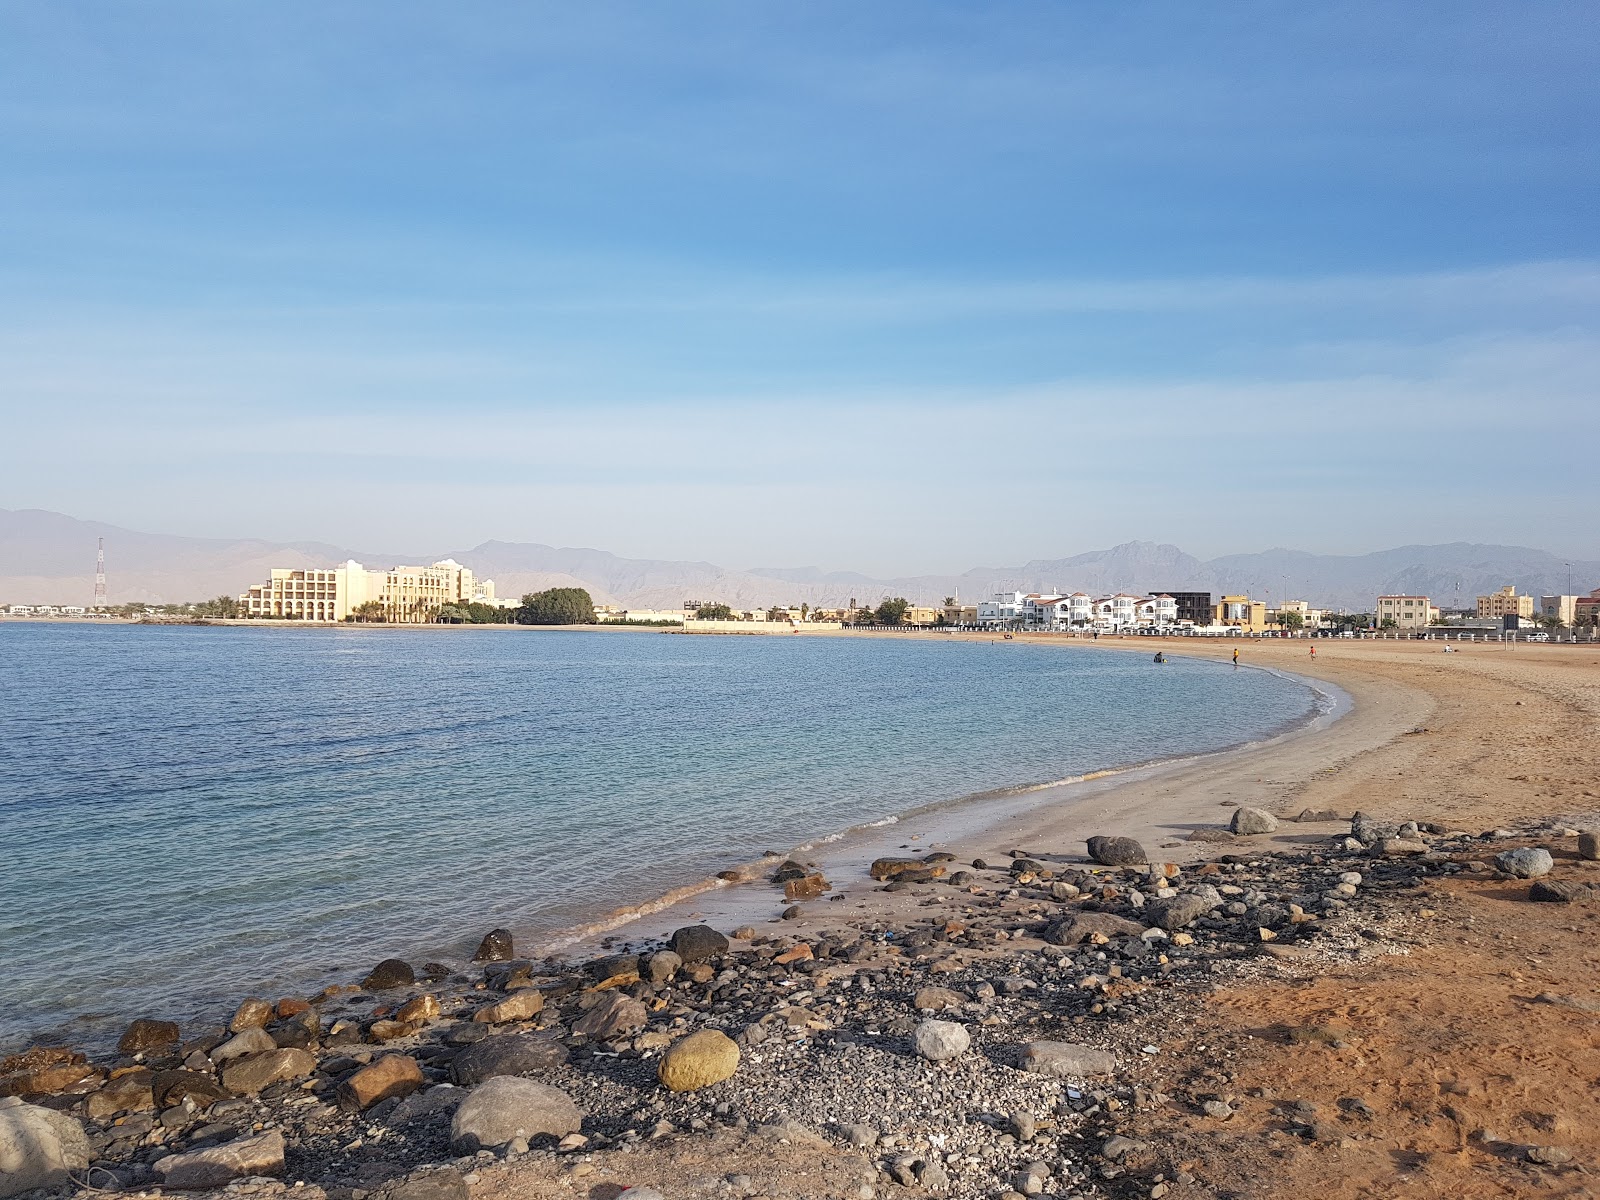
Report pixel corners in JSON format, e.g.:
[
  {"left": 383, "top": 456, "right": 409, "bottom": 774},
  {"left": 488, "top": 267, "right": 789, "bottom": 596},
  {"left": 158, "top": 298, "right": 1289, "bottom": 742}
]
[
  {"left": 472, "top": 990, "right": 543, "bottom": 1024},
  {"left": 220, "top": 1048, "right": 315, "bottom": 1095},
  {"left": 1085, "top": 836, "right": 1146, "bottom": 867},
  {"left": 584, "top": 953, "right": 639, "bottom": 987},
  {"left": 154, "top": 1130, "right": 284, "bottom": 1190},
  {"left": 643, "top": 950, "right": 682, "bottom": 985},
  {"left": 670, "top": 925, "right": 729, "bottom": 964},
  {"left": 657, "top": 1030, "right": 740, "bottom": 1092},
  {"left": 0, "top": 1099, "right": 90, "bottom": 1197},
  {"left": 1579, "top": 832, "right": 1600, "bottom": 861},
  {"left": 1043, "top": 912, "right": 1146, "bottom": 945},
  {"left": 572, "top": 993, "right": 647, "bottom": 1040},
  {"left": 117, "top": 1018, "right": 180, "bottom": 1055},
  {"left": 1146, "top": 893, "right": 1214, "bottom": 931},
  {"left": 85, "top": 1071, "right": 155, "bottom": 1120},
  {"left": 1229, "top": 807, "right": 1278, "bottom": 836},
  {"left": 450, "top": 1077, "right": 582, "bottom": 1151},
  {"left": 229, "top": 998, "right": 274, "bottom": 1033},
  {"left": 1497, "top": 848, "right": 1554, "bottom": 878},
  {"left": 911, "top": 1020, "right": 969, "bottom": 1063},
  {"left": 449, "top": 1035, "right": 568, "bottom": 1085},
  {"left": 473, "top": 929, "right": 515, "bottom": 963},
  {"left": 1020, "top": 1041, "right": 1116, "bottom": 1078},
  {"left": 211, "top": 1027, "right": 278, "bottom": 1064},
  {"left": 339, "top": 1054, "right": 424, "bottom": 1110},
  {"left": 363, "top": 959, "right": 416, "bottom": 990}
]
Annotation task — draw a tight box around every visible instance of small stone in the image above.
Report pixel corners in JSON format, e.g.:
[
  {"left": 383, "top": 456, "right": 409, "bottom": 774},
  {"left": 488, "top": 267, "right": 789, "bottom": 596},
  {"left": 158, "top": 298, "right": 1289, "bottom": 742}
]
[
  {"left": 385, "top": 1168, "right": 470, "bottom": 1200},
  {"left": 397, "top": 994, "right": 442, "bottom": 1023},
  {"left": 670, "top": 925, "right": 729, "bottom": 963},
  {"left": 1146, "top": 893, "right": 1213, "bottom": 930},
  {"left": 1086, "top": 836, "right": 1146, "bottom": 866},
  {"left": 572, "top": 992, "right": 647, "bottom": 1040},
  {"left": 658, "top": 1030, "right": 740, "bottom": 1092},
  {"left": 339, "top": 1053, "right": 424, "bottom": 1109},
  {"left": 912, "top": 986, "right": 966, "bottom": 1012},
  {"left": 363, "top": 959, "right": 417, "bottom": 990},
  {"left": 911, "top": 1019, "right": 969, "bottom": 1062},
  {"left": 1101, "top": 1134, "right": 1145, "bottom": 1160},
  {"left": 1578, "top": 832, "right": 1600, "bottom": 861},
  {"left": 117, "top": 1019, "right": 180, "bottom": 1055},
  {"left": 643, "top": 950, "right": 682, "bottom": 984},
  {"left": 1527, "top": 1145, "right": 1572, "bottom": 1165},
  {"left": 584, "top": 953, "right": 639, "bottom": 986},
  {"left": 1375, "top": 838, "right": 1429, "bottom": 856},
  {"left": 1201, "top": 1099, "right": 1234, "bottom": 1119},
  {"left": 842, "top": 1123, "right": 878, "bottom": 1148},
  {"left": 153, "top": 1129, "right": 284, "bottom": 1190},
  {"left": 1497, "top": 848, "right": 1554, "bottom": 878},
  {"left": 229, "top": 998, "right": 274, "bottom": 1033},
  {"left": 784, "top": 874, "right": 830, "bottom": 900},
  {"left": 473, "top": 990, "right": 544, "bottom": 1024},
  {"left": 84, "top": 1072, "right": 155, "bottom": 1119},
  {"left": 473, "top": 929, "right": 515, "bottom": 962},
  {"left": 450, "top": 1077, "right": 583, "bottom": 1151},
  {"left": 869, "top": 857, "right": 928, "bottom": 881},
  {"left": 1530, "top": 880, "right": 1593, "bottom": 903},
  {"left": 1230, "top": 807, "right": 1278, "bottom": 835},
  {"left": 1020, "top": 1041, "right": 1115, "bottom": 1077},
  {"left": 150, "top": 1069, "right": 229, "bottom": 1110},
  {"left": 210, "top": 1027, "right": 278, "bottom": 1064}
]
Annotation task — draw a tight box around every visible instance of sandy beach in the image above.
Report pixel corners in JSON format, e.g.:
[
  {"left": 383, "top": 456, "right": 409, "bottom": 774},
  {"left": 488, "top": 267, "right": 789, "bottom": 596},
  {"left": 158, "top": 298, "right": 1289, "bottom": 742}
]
[{"left": 5, "top": 634, "right": 1599, "bottom": 1200}]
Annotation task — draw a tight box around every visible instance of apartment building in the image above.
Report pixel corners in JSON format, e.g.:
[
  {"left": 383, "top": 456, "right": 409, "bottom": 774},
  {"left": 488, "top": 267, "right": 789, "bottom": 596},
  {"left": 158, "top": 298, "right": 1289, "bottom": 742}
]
[
  {"left": 1476, "top": 586, "right": 1534, "bottom": 621},
  {"left": 238, "top": 559, "right": 493, "bottom": 623},
  {"left": 977, "top": 590, "right": 1178, "bottom": 631},
  {"left": 1376, "top": 594, "right": 1439, "bottom": 630},
  {"left": 1541, "top": 595, "right": 1579, "bottom": 627},
  {"left": 1214, "top": 595, "right": 1268, "bottom": 632}
]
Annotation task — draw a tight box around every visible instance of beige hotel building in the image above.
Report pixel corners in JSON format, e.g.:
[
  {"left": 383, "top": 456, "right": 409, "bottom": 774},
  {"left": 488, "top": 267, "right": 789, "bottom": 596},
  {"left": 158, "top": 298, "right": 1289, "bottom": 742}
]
[{"left": 238, "top": 559, "right": 495, "bottom": 623}]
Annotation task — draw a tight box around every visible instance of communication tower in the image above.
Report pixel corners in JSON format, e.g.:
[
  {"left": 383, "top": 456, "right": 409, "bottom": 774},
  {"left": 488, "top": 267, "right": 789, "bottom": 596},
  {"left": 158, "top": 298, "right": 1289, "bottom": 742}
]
[{"left": 94, "top": 537, "right": 107, "bottom": 608}]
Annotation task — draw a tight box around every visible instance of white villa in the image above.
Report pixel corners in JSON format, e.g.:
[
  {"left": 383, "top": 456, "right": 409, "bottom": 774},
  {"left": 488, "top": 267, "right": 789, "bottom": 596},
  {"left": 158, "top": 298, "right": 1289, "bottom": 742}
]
[{"left": 974, "top": 590, "right": 1179, "bottom": 631}]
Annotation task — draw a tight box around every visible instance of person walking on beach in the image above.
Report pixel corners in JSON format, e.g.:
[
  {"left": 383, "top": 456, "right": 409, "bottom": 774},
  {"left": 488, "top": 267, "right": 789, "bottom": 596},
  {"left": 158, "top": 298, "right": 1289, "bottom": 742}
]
[
  {"left": 1232, "top": 647, "right": 1239, "bottom": 666},
  {"left": 1309, "top": 643, "right": 1317, "bottom": 659}
]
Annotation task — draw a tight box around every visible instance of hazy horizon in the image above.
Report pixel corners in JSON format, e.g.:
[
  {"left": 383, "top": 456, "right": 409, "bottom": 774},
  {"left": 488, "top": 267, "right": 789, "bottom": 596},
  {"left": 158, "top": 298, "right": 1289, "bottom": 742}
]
[{"left": 3, "top": 4, "right": 1596, "bottom": 573}]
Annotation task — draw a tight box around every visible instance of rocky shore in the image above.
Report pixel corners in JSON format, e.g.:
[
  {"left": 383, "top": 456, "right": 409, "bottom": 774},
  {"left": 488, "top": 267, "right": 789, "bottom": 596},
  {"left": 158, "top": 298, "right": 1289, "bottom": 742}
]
[{"left": 5, "top": 804, "right": 1596, "bottom": 1200}]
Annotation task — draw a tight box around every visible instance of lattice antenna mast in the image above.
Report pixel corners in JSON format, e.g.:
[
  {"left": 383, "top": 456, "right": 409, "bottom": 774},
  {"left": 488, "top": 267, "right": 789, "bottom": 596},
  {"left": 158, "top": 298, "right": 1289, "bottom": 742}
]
[{"left": 94, "top": 537, "right": 107, "bottom": 608}]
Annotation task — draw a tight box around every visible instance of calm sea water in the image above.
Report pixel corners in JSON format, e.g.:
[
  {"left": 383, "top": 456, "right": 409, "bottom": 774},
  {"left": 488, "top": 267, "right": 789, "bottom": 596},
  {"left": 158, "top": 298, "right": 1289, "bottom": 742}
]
[{"left": 0, "top": 624, "right": 1317, "bottom": 1051}]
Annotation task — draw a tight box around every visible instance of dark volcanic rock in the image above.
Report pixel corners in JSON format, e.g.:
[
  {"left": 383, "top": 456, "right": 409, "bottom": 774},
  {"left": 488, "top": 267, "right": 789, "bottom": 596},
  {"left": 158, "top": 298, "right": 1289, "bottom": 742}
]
[
  {"left": 472, "top": 929, "right": 514, "bottom": 963},
  {"left": 117, "top": 1019, "right": 180, "bottom": 1055},
  {"left": 1043, "top": 912, "right": 1147, "bottom": 945},
  {"left": 1530, "top": 879, "right": 1594, "bottom": 903},
  {"left": 449, "top": 1034, "right": 569, "bottom": 1085},
  {"left": 670, "top": 925, "right": 729, "bottom": 963},
  {"left": 1085, "top": 836, "right": 1147, "bottom": 866},
  {"left": 584, "top": 953, "right": 639, "bottom": 985},
  {"left": 363, "top": 959, "right": 417, "bottom": 990},
  {"left": 151, "top": 1069, "right": 230, "bottom": 1110},
  {"left": 1147, "top": 893, "right": 1214, "bottom": 930}
]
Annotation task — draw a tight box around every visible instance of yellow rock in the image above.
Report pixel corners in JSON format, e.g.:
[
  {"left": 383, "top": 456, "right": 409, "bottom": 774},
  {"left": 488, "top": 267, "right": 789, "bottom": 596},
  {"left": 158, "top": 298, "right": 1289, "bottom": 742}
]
[
  {"left": 658, "top": 1030, "right": 740, "bottom": 1092},
  {"left": 1258, "top": 927, "right": 1277, "bottom": 941},
  {"left": 473, "top": 990, "right": 544, "bottom": 1024}
]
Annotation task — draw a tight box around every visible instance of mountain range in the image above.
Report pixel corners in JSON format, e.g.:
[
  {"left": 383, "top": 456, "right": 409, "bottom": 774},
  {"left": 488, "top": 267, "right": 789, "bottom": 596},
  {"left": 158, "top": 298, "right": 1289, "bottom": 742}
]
[{"left": 3, "top": 507, "right": 1597, "bottom": 613}]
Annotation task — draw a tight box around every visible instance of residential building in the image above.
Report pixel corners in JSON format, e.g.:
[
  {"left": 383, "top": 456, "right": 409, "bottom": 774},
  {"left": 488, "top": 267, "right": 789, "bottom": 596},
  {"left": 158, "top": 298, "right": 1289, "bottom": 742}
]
[
  {"left": 976, "top": 591, "right": 1027, "bottom": 627},
  {"left": 1476, "top": 586, "right": 1534, "bottom": 621},
  {"left": 1541, "top": 595, "right": 1579, "bottom": 627},
  {"left": 943, "top": 602, "right": 979, "bottom": 625},
  {"left": 1272, "top": 599, "right": 1324, "bottom": 629},
  {"left": 1157, "top": 591, "right": 1213, "bottom": 627},
  {"left": 904, "top": 606, "right": 942, "bottom": 626},
  {"left": 1576, "top": 589, "right": 1600, "bottom": 628},
  {"left": 238, "top": 558, "right": 492, "bottom": 623},
  {"left": 1376, "top": 594, "right": 1440, "bottom": 630},
  {"left": 1214, "top": 595, "right": 1268, "bottom": 631}
]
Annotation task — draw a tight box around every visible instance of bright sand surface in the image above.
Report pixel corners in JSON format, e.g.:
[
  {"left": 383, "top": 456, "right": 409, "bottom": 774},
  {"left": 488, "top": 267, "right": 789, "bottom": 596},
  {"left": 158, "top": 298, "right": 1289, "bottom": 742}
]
[{"left": 597, "top": 632, "right": 1600, "bottom": 950}]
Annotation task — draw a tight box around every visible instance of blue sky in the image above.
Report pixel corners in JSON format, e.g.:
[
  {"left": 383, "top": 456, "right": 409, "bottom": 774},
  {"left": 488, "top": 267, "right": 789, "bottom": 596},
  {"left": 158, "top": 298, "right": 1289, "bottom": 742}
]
[{"left": 2, "top": 2, "right": 1596, "bottom": 571}]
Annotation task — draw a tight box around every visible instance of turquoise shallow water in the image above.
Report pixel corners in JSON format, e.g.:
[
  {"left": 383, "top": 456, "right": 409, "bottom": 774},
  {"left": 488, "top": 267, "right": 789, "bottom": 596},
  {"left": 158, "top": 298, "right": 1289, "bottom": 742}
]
[{"left": 0, "top": 624, "right": 1317, "bottom": 1051}]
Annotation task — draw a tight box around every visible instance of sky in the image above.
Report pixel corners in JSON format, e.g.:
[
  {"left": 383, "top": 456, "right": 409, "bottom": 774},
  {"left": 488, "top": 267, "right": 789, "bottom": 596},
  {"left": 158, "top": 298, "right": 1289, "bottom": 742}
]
[{"left": 1, "top": 3, "right": 1597, "bottom": 573}]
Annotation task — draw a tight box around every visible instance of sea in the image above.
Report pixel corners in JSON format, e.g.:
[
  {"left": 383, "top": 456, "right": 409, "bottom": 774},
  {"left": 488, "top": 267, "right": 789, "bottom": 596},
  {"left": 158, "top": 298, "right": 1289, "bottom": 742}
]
[{"left": 0, "top": 623, "right": 1323, "bottom": 1052}]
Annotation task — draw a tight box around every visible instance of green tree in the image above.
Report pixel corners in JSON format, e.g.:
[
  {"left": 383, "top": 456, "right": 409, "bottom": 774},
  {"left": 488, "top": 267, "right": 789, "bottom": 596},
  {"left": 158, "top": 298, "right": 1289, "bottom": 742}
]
[
  {"left": 351, "top": 600, "right": 387, "bottom": 623},
  {"left": 694, "top": 603, "right": 735, "bottom": 621},
  {"left": 874, "top": 597, "right": 912, "bottom": 625},
  {"left": 1279, "top": 611, "right": 1305, "bottom": 631},
  {"left": 437, "top": 604, "right": 468, "bottom": 623},
  {"left": 1380, "top": 617, "right": 1397, "bottom": 630},
  {"left": 517, "top": 587, "right": 597, "bottom": 625}
]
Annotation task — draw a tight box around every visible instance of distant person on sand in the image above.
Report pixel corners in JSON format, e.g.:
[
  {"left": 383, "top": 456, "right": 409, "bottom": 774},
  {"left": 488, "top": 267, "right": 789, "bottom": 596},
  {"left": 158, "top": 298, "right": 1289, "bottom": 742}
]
[
  {"left": 1232, "top": 647, "right": 1239, "bottom": 665},
  {"left": 1310, "top": 644, "right": 1317, "bottom": 659}
]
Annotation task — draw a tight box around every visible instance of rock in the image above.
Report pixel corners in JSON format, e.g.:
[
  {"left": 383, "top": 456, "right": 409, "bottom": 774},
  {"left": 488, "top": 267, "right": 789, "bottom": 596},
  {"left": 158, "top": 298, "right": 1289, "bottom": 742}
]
[
  {"left": 1350, "top": 811, "right": 1383, "bottom": 844},
  {"left": 1201, "top": 1099, "right": 1234, "bottom": 1119},
  {"left": 1529, "top": 880, "right": 1593, "bottom": 903},
  {"left": 842, "top": 1123, "right": 878, "bottom": 1148},
  {"left": 658, "top": 1029, "right": 740, "bottom": 1092},
  {"left": 1527, "top": 1145, "right": 1573, "bottom": 1165},
  {"left": 0, "top": 1057, "right": 96, "bottom": 1098},
  {"left": 869, "top": 857, "right": 928, "bottom": 881},
  {"left": 1230, "top": 807, "right": 1278, "bottom": 835},
  {"left": 85, "top": 1072, "right": 155, "bottom": 1119},
  {"left": 1295, "top": 809, "right": 1341, "bottom": 822},
  {"left": 1497, "top": 848, "right": 1554, "bottom": 878},
  {"left": 784, "top": 874, "right": 830, "bottom": 900},
  {"left": 912, "top": 986, "right": 966, "bottom": 1012},
  {"left": 154, "top": 1130, "right": 284, "bottom": 1190},
  {"left": 450, "top": 1034, "right": 568, "bottom": 1085},
  {"left": 473, "top": 990, "right": 544, "bottom": 1024},
  {"left": 643, "top": 950, "right": 682, "bottom": 984},
  {"left": 1375, "top": 838, "right": 1429, "bottom": 856},
  {"left": 753, "top": 1115, "right": 828, "bottom": 1148},
  {"left": 1043, "top": 912, "right": 1146, "bottom": 945},
  {"left": 1020, "top": 1041, "right": 1116, "bottom": 1078},
  {"left": 229, "top": 998, "right": 274, "bottom": 1033},
  {"left": 220, "top": 1047, "right": 315, "bottom": 1094},
  {"left": 339, "top": 1054, "right": 424, "bottom": 1110},
  {"left": 0, "top": 1100, "right": 89, "bottom": 1197},
  {"left": 364, "top": 959, "right": 417, "bottom": 990},
  {"left": 450, "top": 1077, "right": 582, "bottom": 1151},
  {"left": 584, "top": 953, "right": 640, "bottom": 986},
  {"left": 117, "top": 1018, "right": 180, "bottom": 1055},
  {"left": 670, "top": 925, "right": 729, "bottom": 963},
  {"left": 1146, "top": 893, "right": 1214, "bottom": 930},
  {"left": 1101, "top": 1135, "right": 1146, "bottom": 1160},
  {"left": 911, "top": 1019, "right": 969, "bottom": 1062},
  {"left": 151, "top": 1069, "right": 229, "bottom": 1110},
  {"left": 389, "top": 1085, "right": 463, "bottom": 1126},
  {"left": 572, "top": 992, "right": 647, "bottom": 1040},
  {"left": 1579, "top": 832, "right": 1600, "bottom": 861},
  {"left": 370, "top": 1018, "right": 424, "bottom": 1042},
  {"left": 397, "top": 994, "right": 442, "bottom": 1024},
  {"left": 383, "top": 1168, "right": 470, "bottom": 1200},
  {"left": 1186, "top": 829, "right": 1236, "bottom": 842},
  {"left": 473, "top": 929, "right": 515, "bottom": 962},
  {"left": 1086, "top": 835, "right": 1146, "bottom": 866},
  {"left": 210, "top": 1027, "right": 278, "bottom": 1064}
]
